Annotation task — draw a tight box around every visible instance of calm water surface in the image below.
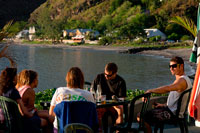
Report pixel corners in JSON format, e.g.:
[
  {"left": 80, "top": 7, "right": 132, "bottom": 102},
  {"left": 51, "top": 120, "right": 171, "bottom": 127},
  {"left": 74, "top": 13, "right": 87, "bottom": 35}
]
[{"left": 0, "top": 44, "right": 194, "bottom": 92}]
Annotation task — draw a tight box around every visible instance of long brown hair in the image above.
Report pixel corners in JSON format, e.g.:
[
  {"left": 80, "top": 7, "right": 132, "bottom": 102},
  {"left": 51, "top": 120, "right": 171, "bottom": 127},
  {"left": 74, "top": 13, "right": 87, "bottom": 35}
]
[
  {"left": 16, "top": 69, "right": 38, "bottom": 88},
  {"left": 66, "top": 67, "right": 84, "bottom": 89},
  {"left": 0, "top": 67, "right": 17, "bottom": 95}
]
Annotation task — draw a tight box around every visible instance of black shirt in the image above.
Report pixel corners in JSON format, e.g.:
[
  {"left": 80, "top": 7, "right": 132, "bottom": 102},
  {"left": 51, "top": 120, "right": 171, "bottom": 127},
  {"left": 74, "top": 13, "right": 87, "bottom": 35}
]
[
  {"left": 91, "top": 73, "right": 126, "bottom": 100},
  {"left": 3, "top": 88, "right": 21, "bottom": 101}
]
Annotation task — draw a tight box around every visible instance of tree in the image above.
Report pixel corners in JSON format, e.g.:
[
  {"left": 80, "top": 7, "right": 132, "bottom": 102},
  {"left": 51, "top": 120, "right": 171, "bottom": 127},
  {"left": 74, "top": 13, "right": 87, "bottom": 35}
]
[
  {"left": 116, "top": 13, "right": 148, "bottom": 40},
  {"left": 96, "top": 15, "right": 113, "bottom": 34},
  {"left": 35, "top": 8, "right": 63, "bottom": 42},
  {"left": 169, "top": 16, "right": 197, "bottom": 38},
  {"left": 8, "top": 21, "right": 27, "bottom": 37},
  {"left": 0, "top": 21, "right": 12, "bottom": 41}
]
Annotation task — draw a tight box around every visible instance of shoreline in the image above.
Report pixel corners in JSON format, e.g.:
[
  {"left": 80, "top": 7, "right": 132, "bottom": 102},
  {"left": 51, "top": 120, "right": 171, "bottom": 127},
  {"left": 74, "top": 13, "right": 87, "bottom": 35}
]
[{"left": 138, "top": 48, "right": 196, "bottom": 71}]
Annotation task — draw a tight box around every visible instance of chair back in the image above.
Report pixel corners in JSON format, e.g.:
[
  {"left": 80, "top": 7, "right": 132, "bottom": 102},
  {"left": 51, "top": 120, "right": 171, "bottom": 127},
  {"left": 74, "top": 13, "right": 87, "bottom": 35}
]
[
  {"left": 0, "top": 96, "right": 23, "bottom": 133},
  {"left": 175, "top": 88, "right": 192, "bottom": 118},
  {"left": 64, "top": 123, "right": 93, "bottom": 133},
  {"left": 54, "top": 101, "right": 98, "bottom": 133},
  {"left": 128, "top": 93, "right": 151, "bottom": 129}
]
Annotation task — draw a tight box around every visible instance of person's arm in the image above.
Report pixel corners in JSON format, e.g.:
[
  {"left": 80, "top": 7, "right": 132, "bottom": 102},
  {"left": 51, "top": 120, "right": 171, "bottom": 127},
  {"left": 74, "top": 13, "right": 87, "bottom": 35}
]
[
  {"left": 17, "top": 99, "right": 33, "bottom": 118},
  {"left": 146, "top": 77, "right": 187, "bottom": 94},
  {"left": 119, "top": 79, "right": 127, "bottom": 98},
  {"left": 49, "top": 105, "right": 55, "bottom": 123},
  {"left": 23, "top": 88, "right": 35, "bottom": 111},
  {"left": 90, "top": 75, "right": 99, "bottom": 92}
]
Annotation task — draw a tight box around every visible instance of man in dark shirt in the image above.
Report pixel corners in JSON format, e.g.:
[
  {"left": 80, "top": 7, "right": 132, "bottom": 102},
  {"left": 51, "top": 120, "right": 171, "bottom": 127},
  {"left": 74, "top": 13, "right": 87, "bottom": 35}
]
[
  {"left": 91, "top": 62, "right": 126, "bottom": 124},
  {"left": 91, "top": 63, "right": 126, "bottom": 100}
]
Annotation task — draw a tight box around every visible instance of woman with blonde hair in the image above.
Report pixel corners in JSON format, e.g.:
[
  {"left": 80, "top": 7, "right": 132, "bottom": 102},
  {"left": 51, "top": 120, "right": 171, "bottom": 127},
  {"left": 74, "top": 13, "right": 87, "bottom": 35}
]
[
  {"left": 16, "top": 69, "right": 53, "bottom": 132},
  {"left": 49, "top": 67, "right": 95, "bottom": 132}
]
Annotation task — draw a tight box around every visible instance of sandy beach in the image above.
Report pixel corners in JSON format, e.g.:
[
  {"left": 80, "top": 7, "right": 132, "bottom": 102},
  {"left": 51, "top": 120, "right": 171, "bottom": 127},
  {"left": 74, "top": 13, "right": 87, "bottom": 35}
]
[{"left": 138, "top": 48, "right": 196, "bottom": 70}]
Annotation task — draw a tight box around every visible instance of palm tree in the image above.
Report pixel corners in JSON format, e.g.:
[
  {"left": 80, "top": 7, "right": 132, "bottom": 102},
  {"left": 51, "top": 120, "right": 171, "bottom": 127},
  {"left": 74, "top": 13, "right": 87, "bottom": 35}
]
[
  {"left": 0, "top": 21, "right": 12, "bottom": 41},
  {"left": 169, "top": 16, "right": 197, "bottom": 38},
  {"left": 0, "top": 21, "right": 16, "bottom": 67}
]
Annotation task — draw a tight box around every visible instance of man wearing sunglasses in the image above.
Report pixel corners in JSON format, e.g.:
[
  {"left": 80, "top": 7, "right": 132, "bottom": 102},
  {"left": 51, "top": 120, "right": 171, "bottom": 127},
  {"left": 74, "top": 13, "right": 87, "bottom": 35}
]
[
  {"left": 91, "top": 62, "right": 126, "bottom": 130},
  {"left": 143, "top": 56, "right": 192, "bottom": 133}
]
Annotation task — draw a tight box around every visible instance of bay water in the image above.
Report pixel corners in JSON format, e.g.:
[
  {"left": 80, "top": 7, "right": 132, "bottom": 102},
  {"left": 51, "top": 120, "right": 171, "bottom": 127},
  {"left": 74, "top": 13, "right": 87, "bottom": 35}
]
[{"left": 0, "top": 44, "right": 194, "bottom": 92}]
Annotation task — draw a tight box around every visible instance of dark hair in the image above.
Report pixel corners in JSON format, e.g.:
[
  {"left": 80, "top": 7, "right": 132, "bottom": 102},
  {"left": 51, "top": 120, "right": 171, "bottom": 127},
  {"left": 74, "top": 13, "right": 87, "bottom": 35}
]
[
  {"left": 105, "top": 63, "right": 118, "bottom": 74},
  {"left": 0, "top": 67, "right": 17, "bottom": 95},
  {"left": 170, "top": 56, "right": 184, "bottom": 65},
  {"left": 66, "top": 67, "right": 84, "bottom": 89}
]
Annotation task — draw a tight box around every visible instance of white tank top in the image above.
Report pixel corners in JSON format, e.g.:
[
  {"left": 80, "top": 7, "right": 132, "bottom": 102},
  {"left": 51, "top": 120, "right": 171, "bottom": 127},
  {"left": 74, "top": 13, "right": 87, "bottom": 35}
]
[{"left": 167, "top": 75, "right": 192, "bottom": 117}]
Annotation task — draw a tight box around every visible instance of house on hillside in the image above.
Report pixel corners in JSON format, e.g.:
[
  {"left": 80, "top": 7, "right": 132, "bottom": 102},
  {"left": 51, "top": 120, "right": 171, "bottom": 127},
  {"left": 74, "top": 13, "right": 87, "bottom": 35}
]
[
  {"left": 63, "top": 29, "right": 99, "bottom": 39},
  {"left": 72, "top": 35, "right": 85, "bottom": 43},
  {"left": 144, "top": 29, "right": 167, "bottom": 40},
  {"left": 15, "top": 26, "right": 36, "bottom": 40},
  {"left": 15, "top": 30, "right": 29, "bottom": 39},
  {"left": 29, "top": 26, "right": 36, "bottom": 40}
]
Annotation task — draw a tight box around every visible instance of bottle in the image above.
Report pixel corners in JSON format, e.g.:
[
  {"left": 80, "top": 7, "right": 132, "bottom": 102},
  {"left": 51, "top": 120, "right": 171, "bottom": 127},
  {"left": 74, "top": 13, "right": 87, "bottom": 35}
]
[
  {"left": 90, "top": 85, "right": 96, "bottom": 102},
  {"left": 96, "top": 85, "right": 102, "bottom": 102}
]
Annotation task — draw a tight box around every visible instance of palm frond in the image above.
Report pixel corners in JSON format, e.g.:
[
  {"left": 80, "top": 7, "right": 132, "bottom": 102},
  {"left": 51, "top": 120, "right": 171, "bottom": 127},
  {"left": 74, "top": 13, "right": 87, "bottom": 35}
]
[
  {"left": 0, "top": 21, "right": 16, "bottom": 67},
  {"left": 0, "top": 21, "right": 13, "bottom": 42},
  {"left": 169, "top": 16, "right": 197, "bottom": 37}
]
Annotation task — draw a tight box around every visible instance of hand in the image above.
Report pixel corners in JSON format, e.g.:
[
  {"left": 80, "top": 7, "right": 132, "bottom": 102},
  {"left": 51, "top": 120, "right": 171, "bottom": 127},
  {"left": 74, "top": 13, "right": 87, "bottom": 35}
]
[
  {"left": 145, "top": 89, "right": 152, "bottom": 94},
  {"left": 153, "top": 102, "right": 165, "bottom": 108}
]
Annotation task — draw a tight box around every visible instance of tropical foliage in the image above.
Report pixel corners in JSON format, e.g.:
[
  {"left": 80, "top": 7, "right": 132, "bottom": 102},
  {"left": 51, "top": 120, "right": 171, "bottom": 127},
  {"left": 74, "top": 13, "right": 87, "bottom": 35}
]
[
  {"left": 26, "top": 0, "right": 197, "bottom": 42},
  {"left": 169, "top": 16, "right": 197, "bottom": 37},
  {"left": 0, "top": 21, "right": 13, "bottom": 42}
]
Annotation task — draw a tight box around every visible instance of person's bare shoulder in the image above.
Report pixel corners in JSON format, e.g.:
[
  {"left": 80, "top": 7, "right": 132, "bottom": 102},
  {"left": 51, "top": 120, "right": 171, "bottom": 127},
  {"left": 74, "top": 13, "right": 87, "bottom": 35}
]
[
  {"left": 23, "top": 88, "right": 35, "bottom": 98},
  {"left": 172, "top": 77, "right": 188, "bottom": 92}
]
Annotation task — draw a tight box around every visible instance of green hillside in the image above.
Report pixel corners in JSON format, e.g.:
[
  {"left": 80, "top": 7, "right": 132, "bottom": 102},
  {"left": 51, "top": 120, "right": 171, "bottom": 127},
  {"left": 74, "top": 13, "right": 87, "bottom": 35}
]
[{"left": 27, "top": 0, "right": 198, "bottom": 42}]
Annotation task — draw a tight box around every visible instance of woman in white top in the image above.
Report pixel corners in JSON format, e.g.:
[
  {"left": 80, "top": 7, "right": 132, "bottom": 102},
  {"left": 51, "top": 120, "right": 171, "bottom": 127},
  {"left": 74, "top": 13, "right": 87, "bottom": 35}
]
[{"left": 49, "top": 67, "right": 95, "bottom": 132}]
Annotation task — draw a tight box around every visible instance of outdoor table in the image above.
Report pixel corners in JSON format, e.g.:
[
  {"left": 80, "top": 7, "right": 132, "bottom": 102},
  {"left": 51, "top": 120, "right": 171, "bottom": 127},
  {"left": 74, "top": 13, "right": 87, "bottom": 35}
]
[
  {"left": 40, "top": 100, "right": 129, "bottom": 120},
  {"left": 40, "top": 100, "right": 130, "bottom": 132},
  {"left": 96, "top": 100, "right": 129, "bottom": 122}
]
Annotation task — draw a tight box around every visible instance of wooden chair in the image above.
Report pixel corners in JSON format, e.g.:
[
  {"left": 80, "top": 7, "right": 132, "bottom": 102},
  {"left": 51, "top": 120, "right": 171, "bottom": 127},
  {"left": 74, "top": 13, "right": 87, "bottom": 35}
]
[
  {"left": 0, "top": 96, "right": 23, "bottom": 133},
  {"left": 154, "top": 88, "right": 192, "bottom": 133},
  {"left": 111, "top": 93, "right": 151, "bottom": 133},
  {"left": 64, "top": 123, "right": 93, "bottom": 133}
]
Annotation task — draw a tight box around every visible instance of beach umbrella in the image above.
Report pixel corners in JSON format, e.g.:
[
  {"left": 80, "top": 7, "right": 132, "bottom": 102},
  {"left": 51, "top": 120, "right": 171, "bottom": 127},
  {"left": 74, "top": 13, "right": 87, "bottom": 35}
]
[{"left": 188, "top": 2, "right": 200, "bottom": 125}]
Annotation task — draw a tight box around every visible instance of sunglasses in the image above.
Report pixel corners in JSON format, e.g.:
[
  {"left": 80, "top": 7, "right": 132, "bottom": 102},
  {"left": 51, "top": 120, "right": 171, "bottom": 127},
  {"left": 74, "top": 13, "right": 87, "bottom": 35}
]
[
  {"left": 104, "top": 73, "right": 113, "bottom": 77},
  {"left": 169, "top": 64, "right": 178, "bottom": 68}
]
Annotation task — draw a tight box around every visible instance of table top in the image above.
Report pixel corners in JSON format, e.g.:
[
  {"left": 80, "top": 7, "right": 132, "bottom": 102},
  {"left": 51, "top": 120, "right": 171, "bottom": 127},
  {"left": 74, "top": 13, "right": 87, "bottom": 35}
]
[
  {"left": 96, "top": 100, "right": 129, "bottom": 108},
  {"left": 40, "top": 100, "right": 130, "bottom": 109}
]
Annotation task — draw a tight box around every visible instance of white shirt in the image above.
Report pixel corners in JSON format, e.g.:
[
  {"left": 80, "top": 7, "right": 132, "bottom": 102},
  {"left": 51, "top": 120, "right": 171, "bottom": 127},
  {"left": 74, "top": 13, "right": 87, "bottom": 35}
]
[
  {"left": 167, "top": 75, "right": 192, "bottom": 117},
  {"left": 50, "top": 87, "right": 95, "bottom": 128}
]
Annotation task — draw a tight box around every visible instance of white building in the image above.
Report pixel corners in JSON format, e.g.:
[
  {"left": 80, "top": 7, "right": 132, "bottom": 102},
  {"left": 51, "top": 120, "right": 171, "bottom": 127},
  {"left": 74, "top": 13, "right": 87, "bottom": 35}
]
[
  {"left": 144, "top": 28, "right": 167, "bottom": 40},
  {"left": 15, "top": 30, "right": 29, "bottom": 39}
]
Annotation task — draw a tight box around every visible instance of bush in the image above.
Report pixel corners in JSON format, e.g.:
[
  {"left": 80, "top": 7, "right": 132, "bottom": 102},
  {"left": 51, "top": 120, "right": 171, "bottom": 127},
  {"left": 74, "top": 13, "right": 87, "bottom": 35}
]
[
  {"left": 35, "top": 88, "right": 56, "bottom": 109},
  {"left": 180, "top": 35, "right": 192, "bottom": 41},
  {"left": 168, "top": 33, "right": 179, "bottom": 40},
  {"left": 98, "top": 36, "right": 113, "bottom": 45},
  {"left": 134, "top": 38, "right": 145, "bottom": 44},
  {"left": 149, "top": 36, "right": 161, "bottom": 42}
]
